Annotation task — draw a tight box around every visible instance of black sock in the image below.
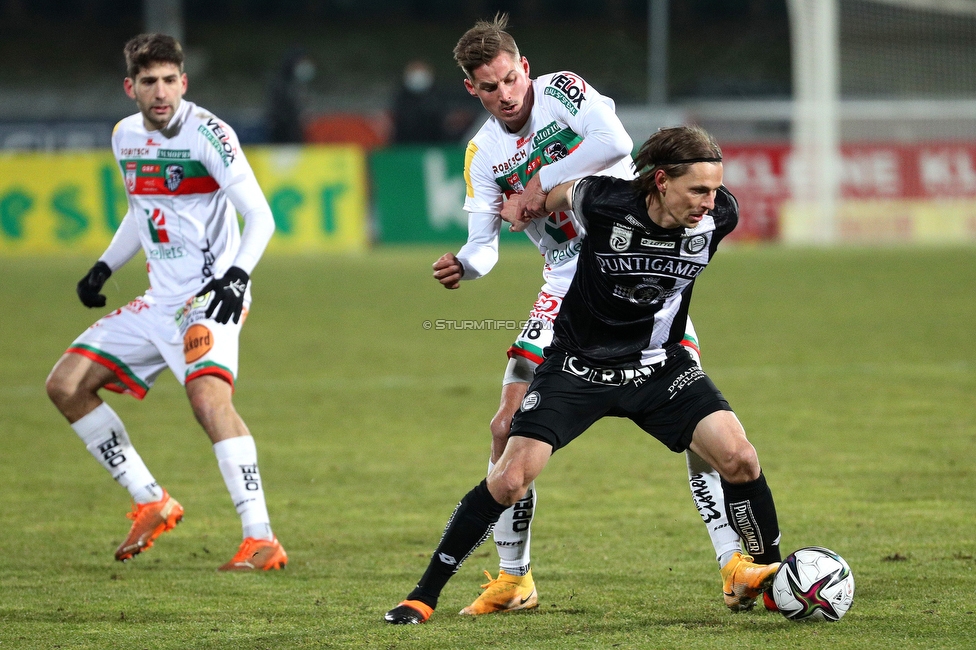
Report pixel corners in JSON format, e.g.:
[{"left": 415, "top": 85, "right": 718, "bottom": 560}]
[
  {"left": 407, "top": 479, "right": 510, "bottom": 609},
  {"left": 722, "top": 471, "right": 782, "bottom": 565}
]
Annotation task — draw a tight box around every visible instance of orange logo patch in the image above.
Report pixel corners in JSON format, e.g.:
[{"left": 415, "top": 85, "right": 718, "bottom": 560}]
[{"left": 183, "top": 324, "right": 213, "bottom": 363}]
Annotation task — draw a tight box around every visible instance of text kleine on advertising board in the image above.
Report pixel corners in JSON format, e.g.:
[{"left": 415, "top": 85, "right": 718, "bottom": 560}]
[{"left": 722, "top": 143, "right": 976, "bottom": 243}]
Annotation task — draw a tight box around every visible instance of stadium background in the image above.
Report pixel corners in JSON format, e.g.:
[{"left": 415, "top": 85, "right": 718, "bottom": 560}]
[
  {"left": 1, "top": 3, "right": 975, "bottom": 647},
  {"left": 2, "top": 0, "right": 974, "bottom": 252}
]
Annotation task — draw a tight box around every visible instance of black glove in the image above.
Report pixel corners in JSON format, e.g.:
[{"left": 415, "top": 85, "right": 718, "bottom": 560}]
[
  {"left": 197, "top": 266, "right": 249, "bottom": 324},
  {"left": 76, "top": 261, "right": 112, "bottom": 308}
]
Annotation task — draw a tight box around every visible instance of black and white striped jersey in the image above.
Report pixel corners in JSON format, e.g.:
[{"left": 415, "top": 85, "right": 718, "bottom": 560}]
[{"left": 549, "top": 175, "right": 738, "bottom": 368}]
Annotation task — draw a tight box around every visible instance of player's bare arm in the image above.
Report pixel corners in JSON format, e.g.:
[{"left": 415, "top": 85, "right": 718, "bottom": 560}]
[
  {"left": 543, "top": 181, "right": 575, "bottom": 214},
  {"left": 433, "top": 253, "right": 464, "bottom": 289}
]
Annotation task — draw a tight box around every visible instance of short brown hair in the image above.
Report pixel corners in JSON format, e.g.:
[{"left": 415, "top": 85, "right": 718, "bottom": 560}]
[
  {"left": 632, "top": 126, "right": 723, "bottom": 197},
  {"left": 124, "top": 33, "right": 184, "bottom": 78},
  {"left": 453, "top": 13, "right": 521, "bottom": 81}
]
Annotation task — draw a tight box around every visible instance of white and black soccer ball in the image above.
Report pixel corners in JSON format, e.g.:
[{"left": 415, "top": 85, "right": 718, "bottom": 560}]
[{"left": 771, "top": 546, "right": 855, "bottom": 622}]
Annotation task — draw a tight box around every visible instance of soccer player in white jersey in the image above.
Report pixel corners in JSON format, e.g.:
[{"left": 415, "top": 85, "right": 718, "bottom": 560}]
[
  {"left": 418, "top": 15, "right": 757, "bottom": 620},
  {"left": 45, "top": 34, "right": 286, "bottom": 571}
]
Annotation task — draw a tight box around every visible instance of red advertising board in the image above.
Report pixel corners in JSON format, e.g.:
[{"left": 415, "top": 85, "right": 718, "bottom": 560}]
[{"left": 722, "top": 142, "right": 976, "bottom": 241}]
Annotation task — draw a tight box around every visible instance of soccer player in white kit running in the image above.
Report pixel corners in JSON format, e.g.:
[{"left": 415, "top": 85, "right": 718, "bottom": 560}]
[
  {"left": 424, "top": 15, "right": 752, "bottom": 618},
  {"left": 45, "top": 34, "right": 286, "bottom": 571}
]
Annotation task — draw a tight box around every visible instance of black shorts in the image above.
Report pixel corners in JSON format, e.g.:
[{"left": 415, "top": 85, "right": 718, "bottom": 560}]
[{"left": 509, "top": 347, "right": 731, "bottom": 453}]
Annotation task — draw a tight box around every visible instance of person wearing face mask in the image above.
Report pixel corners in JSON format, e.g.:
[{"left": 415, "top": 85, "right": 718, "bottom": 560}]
[
  {"left": 266, "top": 47, "right": 316, "bottom": 144},
  {"left": 392, "top": 59, "right": 476, "bottom": 144}
]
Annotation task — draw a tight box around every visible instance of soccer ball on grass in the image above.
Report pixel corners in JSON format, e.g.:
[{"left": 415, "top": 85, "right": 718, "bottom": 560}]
[{"left": 771, "top": 546, "right": 854, "bottom": 622}]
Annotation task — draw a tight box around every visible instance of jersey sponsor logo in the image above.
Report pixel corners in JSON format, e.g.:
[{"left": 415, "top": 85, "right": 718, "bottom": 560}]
[
  {"left": 158, "top": 148, "right": 190, "bottom": 159},
  {"left": 516, "top": 134, "right": 532, "bottom": 149},
  {"left": 201, "top": 238, "right": 216, "bottom": 279},
  {"left": 146, "top": 208, "right": 170, "bottom": 243},
  {"left": 595, "top": 253, "right": 706, "bottom": 279},
  {"left": 120, "top": 158, "right": 218, "bottom": 195},
  {"left": 164, "top": 164, "right": 185, "bottom": 191},
  {"left": 640, "top": 237, "right": 677, "bottom": 251},
  {"left": 546, "top": 239, "right": 582, "bottom": 266},
  {"left": 545, "top": 73, "right": 588, "bottom": 115},
  {"left": 532, "top": 120, "right": 561, "bottom": 148},
  {"left": 120, "top": 147, "right": 150, "bottom": 157},
  {"left": 491, "top": 148, "right": 528, "bottom": 175},
  {"left": 610, "top": 223, "right": 632, "bottom": 251},
  {"left": 544, "top": 211, "right": 579, "bottom": 244},
  {"left": 149, "top": 245, "right": 185, "bottom": 260},
  {"left": 624, "top": 214, "right": 645, "bottom": 229},
  {"left": 520, "top": 391, "right": 541, "bottom": 411},
  {"left": 684, "top": 234, "right": 707, "bottom": 254},
  {"left": 146, "top": 137, "right": 161, "bottom": 146},
  {"left": 198, "top": 118, "right": 236, "bottom": 167},
  {"left": 175, "top": 294, "right": 210, "bottom": 331},
  {"left": 530, "top": 292, "right": 561, "bottom": 317},
  {"left": 613, "top": 281, "right": 665, "bottom": 305},
  {"left": 525, "top": 156, "right": 542, "bottom": 176},
  {"left": 183, "top": 323, "right": 214, "bottom": 363}
]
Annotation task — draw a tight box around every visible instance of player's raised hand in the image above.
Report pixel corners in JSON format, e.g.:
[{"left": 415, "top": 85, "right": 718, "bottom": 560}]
[
  {"left": 432, "top": 253, "right": 463, "bottom": 289},
  {"left": 76, "top": 261, "right": 112, "bottom": 308},
  {"left": 198, "top": 266, "right": 249, "bottom": 324}
]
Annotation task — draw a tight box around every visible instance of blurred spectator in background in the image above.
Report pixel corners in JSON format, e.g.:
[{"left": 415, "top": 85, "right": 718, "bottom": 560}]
[
  {"left": 393, "top": 59, "right": 478, "bottom": 144},
  {"left": 266, "top": 47, "right": 316, "bottom": 143}
]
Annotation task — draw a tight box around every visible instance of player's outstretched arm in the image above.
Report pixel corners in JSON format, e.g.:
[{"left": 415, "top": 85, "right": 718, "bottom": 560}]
[
  {"left": 544, "top": 181, "right": 576, "bottom": 214},
  {"left": 432, "top": 253, "right": 464, "bottom": 290}
]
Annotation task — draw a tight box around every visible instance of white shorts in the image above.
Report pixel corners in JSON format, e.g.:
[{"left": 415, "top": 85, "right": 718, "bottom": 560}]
[
  {"left": 66, "top": 293, "right": 247, "bottom": 400},
  {"left": 507, "top": 291, "right": 562, "bottom": 366}
]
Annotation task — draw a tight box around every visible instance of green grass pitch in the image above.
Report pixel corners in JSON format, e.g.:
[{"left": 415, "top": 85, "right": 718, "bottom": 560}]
[{"left": 0, "top": 245, "right": 974, "bottom": 648}]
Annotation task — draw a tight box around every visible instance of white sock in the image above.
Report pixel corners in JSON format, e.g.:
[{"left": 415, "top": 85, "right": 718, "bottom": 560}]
[
  {"left": 214, "top": 436, "right": 273, "bottom": 541},
  {"left": 72, "top": 402, "right": 163, "bottom": 504},
  {"left": 686, "top": 450, "right": 742, "bottom": 567},
  {"left": 489, "top": 460, "right": 534, "bottom": 576}
]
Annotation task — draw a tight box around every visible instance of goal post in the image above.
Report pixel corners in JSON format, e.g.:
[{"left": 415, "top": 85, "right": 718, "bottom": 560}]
[{"left": 784, "top": 0, "right": 841, "bottom": 244}]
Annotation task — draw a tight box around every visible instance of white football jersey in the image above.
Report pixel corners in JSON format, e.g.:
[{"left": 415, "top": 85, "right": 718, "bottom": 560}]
[
  {"left": 112, "top": 99, "right": 255, "bottom": 304},
  {"left": 462, "top": 71, "right": 635, "bottom": 296}
]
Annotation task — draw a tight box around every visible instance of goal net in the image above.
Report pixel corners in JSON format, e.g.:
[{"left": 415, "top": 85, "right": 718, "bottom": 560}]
[{"left": 783, "top": 0, "right": 976, "bottom": 243}]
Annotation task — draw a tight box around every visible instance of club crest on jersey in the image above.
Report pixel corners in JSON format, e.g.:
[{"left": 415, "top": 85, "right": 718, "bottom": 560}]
[
  {"left": 164, "top": 164, "right": 184, "bottom": 192},
  {"left": 610, "top": 223, "right": 633, "bottom": 252},
  {"left": 125, "top": 169, "right": 137, "bottom": 193},
  {"left": 544, "top": 141, "right": 569, "bottom": 163},
  {"left": 684, "top": 234, "right": 707, "bottom": 254}
]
